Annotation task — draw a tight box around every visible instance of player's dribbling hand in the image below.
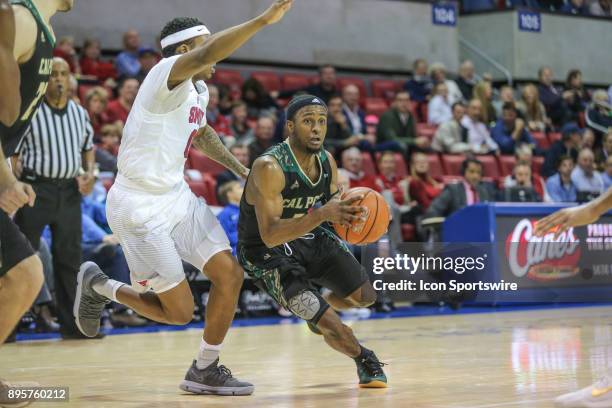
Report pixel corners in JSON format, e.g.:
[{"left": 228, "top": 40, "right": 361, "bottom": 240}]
[
  {"left": 261, "top": 0, "right": 293, "bottom": 25},
  {"left": 321, "top": 195, "right": 367, "bottom": 228},
  {"left": 0, "top": 180, "right": 36, "bottom": 214},
  {"left": 534, "top": 205, "right": 599, "bottom": 238}
]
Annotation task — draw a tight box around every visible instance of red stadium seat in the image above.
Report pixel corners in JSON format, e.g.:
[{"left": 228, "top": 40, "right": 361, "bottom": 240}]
[
  {"left": 337, "top": 77, "right": 368, "bottom": 98},
  {"left": 416, "top": 123, "right": 438, "bottom": 139},
  {"left": 532, "top": 131, "right": 549, "bottom": 149},
  {"left": 364, "top": 97, "right": 388, "bottom": 117},
  {"left": 401, "top": 224, "right": 416, "bottom": 241},
  {"left": 371, "top": 80, "right": 400, "bottom": 100},
  {"left": 212, "top": 69, "right": 243, "bottom": 88},
  {"left": 499, "top": 155, "right": 516, "bottom": 177},
  {"left": 426, "top": 154, "right": 443, "bottom": 178},
  {"left": 251, "top": 71, "right": 281, "bottom": 92},
  {"left": 441, "top": 155, "right": 466, "bottom": 176},
  {"left": 476, "top": 155, "right": 500, "bottom": 179},
  {"left": 361, "top": 152, "right": 377, "bottom": 176},
  {"left": 188, "top": 149, "right": 226, "bottom": 177},
  {"left": 548, "top": 132, "right": 562, "bottom": 145},
  {"left": 532, "top": 156, "right": 544, "bottom": 175},
  {"left": 281, "top": 73, "right": 312, "bottom": 91}
]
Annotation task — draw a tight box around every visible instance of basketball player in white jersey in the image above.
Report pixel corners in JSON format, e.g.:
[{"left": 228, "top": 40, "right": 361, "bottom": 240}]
[
  {"left": 535, "top": 187, "right": 612, "bottom": 408},
  {"left": 73, "top": 0, "right": 293, "bottom": 396}
]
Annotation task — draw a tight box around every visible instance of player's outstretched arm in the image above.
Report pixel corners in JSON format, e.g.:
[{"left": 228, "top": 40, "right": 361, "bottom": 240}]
[
  {"left": 168, "top": 0, "right": 292, "bottom": 87},
  {"left": 535, "top": 187, "right": 612, "bottom": 237},
  {"left": 250, "top": 156, "right": 365, "bottom": 248},
  {"left": 0, "top": 0, "right": 21, "bottom": 126},
  {"left": 192, "top": 125, "right": 249, "bottom": 178}
]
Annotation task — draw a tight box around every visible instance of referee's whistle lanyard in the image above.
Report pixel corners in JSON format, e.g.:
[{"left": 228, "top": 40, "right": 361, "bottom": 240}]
[{"left": 283, "top": 233, "right": 315, "bottom": 256}]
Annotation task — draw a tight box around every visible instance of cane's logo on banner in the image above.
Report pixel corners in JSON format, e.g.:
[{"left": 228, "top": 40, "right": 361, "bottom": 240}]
[{"left": 505, "top": 219, "right": 580, "bottom": 281}]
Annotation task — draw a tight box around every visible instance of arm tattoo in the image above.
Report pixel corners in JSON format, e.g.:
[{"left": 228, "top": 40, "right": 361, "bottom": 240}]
[{"left": 192, "top": 125, "right": 248, "bottom": 177}]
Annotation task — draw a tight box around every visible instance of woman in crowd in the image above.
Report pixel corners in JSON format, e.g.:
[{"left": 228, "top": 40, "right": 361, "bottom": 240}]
[
  {"left": 241, "top": 77, "right": 278, "bottom": 118},
  {"left": 84, "top": 86, "right": 110, "bottom": 136},
  {"left": 80, "top": 38, "right": 116, "bottom": 80},
  {"left": 516, "top": 83, "right": 550, "bottom": 132},
  {"left": 563, "top": 69, "right": 590, "bottom": 124},
  {"left": 409, "top": 151, "right": 443, "bottom": 212},
  {"left": 473, "top": 81, "right": 497, "bottom": 126}
]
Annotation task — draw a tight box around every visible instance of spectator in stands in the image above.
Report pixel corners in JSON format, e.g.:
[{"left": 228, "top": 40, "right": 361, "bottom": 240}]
[
  {"left": 342, "top": 84, "right": 366, "bottom": 136},
  {"left": 242, "top": 77, "right": 278, "bottom": 118},
  {"left": 538, "top": 66, "right": 567, "bottom": 127},
  {"left": 461, "top": 99, "right": 499, "bottom": 154},
  {"left": 457, "top": 60, "right": 476, "bottom": 101},
  {"left": 590, "top": 0, "right": 612, "bottom": 15},
  {"left": 376, "top": 151, "right": 408, "bottom": 205},
  {"left": 216, "top": 144, "right": 249, "bottom": 194},
  {"left": 80, "top": 38, "right": 116, "bottom": 81},
  {"left": 503, "top": 144, "right": 547, "bottom": 199},
  {"left": 428, "top": 82, "right": 453, "bottom": 125},
  {"left": 493, "top": 85, "right": 515, "bottom": 119},
  {"left": 248, "top": 116, "right": 276, "bottom": 166},
  {"left": 560, "top": 0, "right": 590, "bottom": 14},
  {"left": 135, "top": 47, "right": 160, "bottom": 82},
  {"left": 603, "top": 156, "right": 612, "bottom": 189},
  {"left": 609, "top": 85, "right": 612, "bottom": 107},
  {"left": 429, "top": 62, "right": 463, "bottom": 105},
  {"left": 546, "top": 155, "right": 577, "bottom": 202},
  {"left": 585, "top": 90, "right": 612, "bottom": 139},
  {"left": 516, "top": 83, "right": 550, "bottom": 132},
  {"left": 502, "top": 162, "right": 541, "bottom": 202},
  {"left": 116, "top": 29, "right": 141, "bottom": 78},
  {"left": 491, "top": 102, "right": 536, "bottom": 155},
  {"left": 217, "top": 181, "right": 243, "bottom": 256},
  {"left": 84, "top": 86, "right": 110, "bottom": 136},
  {"left": 473, "top": 81, "right": 497, "bottom": 125},
  {"left": 542, "top": 122, "right": 582, "bottom": 177},
  {"left": 338, "top": 147, "right": 382, "bottom": 191},
  {"left": 325, "top": 94, "right": 358, "bottom": 154},
  {"left": 563, "top": 69, "right": 590, "bottom": 124},
  {"left": 206, "top": 84, "right": 233, "bottom": 142},
  {"left": 105, "top": 77, "right": 139, "bottom": 126},
  {"left": 582, "top": 128, "right": 596, "bottom": 150},
  {"left": 217, "top": 83, "right": 233, "bottom": 116},
  {"left": 404, "top": 58, "right": 432, "bottom": 104},
  {"left": 376, "top": 91, "right": 425, "bottom": 153},
  {"left": 277, "top": 65, "right": 337, "bottom": 103},
  {"left": 96, "top": 124, "right": 121, "bottom": 173},
  {"left": 409, "top": 152, "right": 443, "bottom": 211},
  {"left": 432, "top": 102, "right": 472, "bottom": 154},
  {"left": 571, "top": 148, "right": 606, "bottom": 195},
  {"left": 425, "top": 159, "right": 492, "bottom": 218},
  {"left": 54, "top": 36, "right": 80, "bottom": 74},
  {"left": 595, "top": 129, "right": 612, "bottom": 171},
  {"left": 230, "top": 101, "right": 254, "bottom": 145}
]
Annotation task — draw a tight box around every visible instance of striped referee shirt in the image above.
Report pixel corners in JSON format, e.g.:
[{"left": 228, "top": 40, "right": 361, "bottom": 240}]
[{"left": 19, "top": 99, "right": 94, "bottom": 179}]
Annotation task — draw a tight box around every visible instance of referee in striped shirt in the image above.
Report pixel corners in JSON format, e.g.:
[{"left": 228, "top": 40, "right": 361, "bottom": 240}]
[{"left": 14, "top": 58, "right": 96, "bottom": 339}]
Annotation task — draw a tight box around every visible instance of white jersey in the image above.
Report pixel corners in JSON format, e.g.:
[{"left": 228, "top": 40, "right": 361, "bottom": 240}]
[{"left": 116, "top": 55, "right": 209, "bottom": 193}]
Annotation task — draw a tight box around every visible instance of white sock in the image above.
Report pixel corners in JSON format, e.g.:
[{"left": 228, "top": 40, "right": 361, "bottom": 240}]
[
  {"left": 196, "top": 338, "right": 223, "bottom": 370},
  {"left": 92, "top": 279, "right": 124, "bottom": 302}
]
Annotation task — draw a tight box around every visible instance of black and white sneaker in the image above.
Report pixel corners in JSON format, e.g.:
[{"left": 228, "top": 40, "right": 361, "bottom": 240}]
[
  {"left": 73, "top": 262, "right": 110, "bottom": 338},
  {"left": 179, "top": 359, "right": 254, "bottom": 396}
]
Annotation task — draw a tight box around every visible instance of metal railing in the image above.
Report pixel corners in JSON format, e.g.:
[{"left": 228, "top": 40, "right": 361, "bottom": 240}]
[{"left": 459, "top": 35, "right": 513, "bottom": 85}]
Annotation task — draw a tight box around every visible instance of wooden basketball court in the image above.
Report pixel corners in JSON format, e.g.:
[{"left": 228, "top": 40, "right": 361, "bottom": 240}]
[{"left": 2, "top": 305, "right": 611, "bottom": 407}]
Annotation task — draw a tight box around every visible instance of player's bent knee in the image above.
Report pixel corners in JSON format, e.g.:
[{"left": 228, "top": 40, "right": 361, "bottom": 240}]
[
  {"left": 1, "top": 255, "right": 44, "bottom": 303},
  {"left": 166, "top": 306, "right": 193, "bottom": 325},
  {"left": 347, "top": 283, "right": 377, "bottom": 308},
  {"left": 287, "top": 290, "right": 327, "bottom": 323}
]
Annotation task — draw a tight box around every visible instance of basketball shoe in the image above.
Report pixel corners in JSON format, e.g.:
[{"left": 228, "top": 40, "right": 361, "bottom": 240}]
[
  {"left": 555, "top": 373, "right": 612, "bottom": 407},
  {"left": 179, "top": 358, "right": 254, "bottom": 396},
  {"left": 355, "top": 348, "right": 388, "bottom": 388},
  {"left": 73, "top": 262, "right": 110, "bottom": 338}
]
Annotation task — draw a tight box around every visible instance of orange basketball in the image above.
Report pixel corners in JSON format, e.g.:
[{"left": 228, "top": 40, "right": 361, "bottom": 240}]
[{"left": 333, "top": 187, "right": 391, "bottom": 245}]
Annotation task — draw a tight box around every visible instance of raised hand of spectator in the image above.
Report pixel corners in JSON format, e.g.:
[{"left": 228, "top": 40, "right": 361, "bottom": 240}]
[
  {"left": 344, "top": 135, "right": 362, "bottom": 147},
  {"left": 0, "top": 179, "right": 35, "bottom": 214},
  {"left": 77, "top": 173, "right": 95, "bottom": 196},
  {"left": 513, "top": 118, "right": 525, "bottom": 140}
]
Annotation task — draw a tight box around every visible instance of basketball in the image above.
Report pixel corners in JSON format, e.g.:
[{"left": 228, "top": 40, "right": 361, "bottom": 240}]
[{"left": 333, "top": 187, "right": 390, "bottom": 245}]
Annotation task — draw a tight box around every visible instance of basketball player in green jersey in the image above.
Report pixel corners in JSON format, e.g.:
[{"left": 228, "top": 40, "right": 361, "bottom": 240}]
[
  {"left": 238, "top": 95, "right": 388, "bottom": 388},
  {"left": 0, "top": 0, "right": 72, "bottom": 406},
  {"left": 535, "top": 188, "right": 612, "bottom": 408}
]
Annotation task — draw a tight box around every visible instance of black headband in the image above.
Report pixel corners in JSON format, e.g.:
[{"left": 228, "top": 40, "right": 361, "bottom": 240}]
[{"left": 286, "top": 94, "right": 328, "bottom": 121}]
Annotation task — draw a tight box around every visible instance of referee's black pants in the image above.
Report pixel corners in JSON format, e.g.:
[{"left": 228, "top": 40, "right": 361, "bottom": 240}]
[{"left": 14, "top": 175, "right": 82, "bottom": 337}]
